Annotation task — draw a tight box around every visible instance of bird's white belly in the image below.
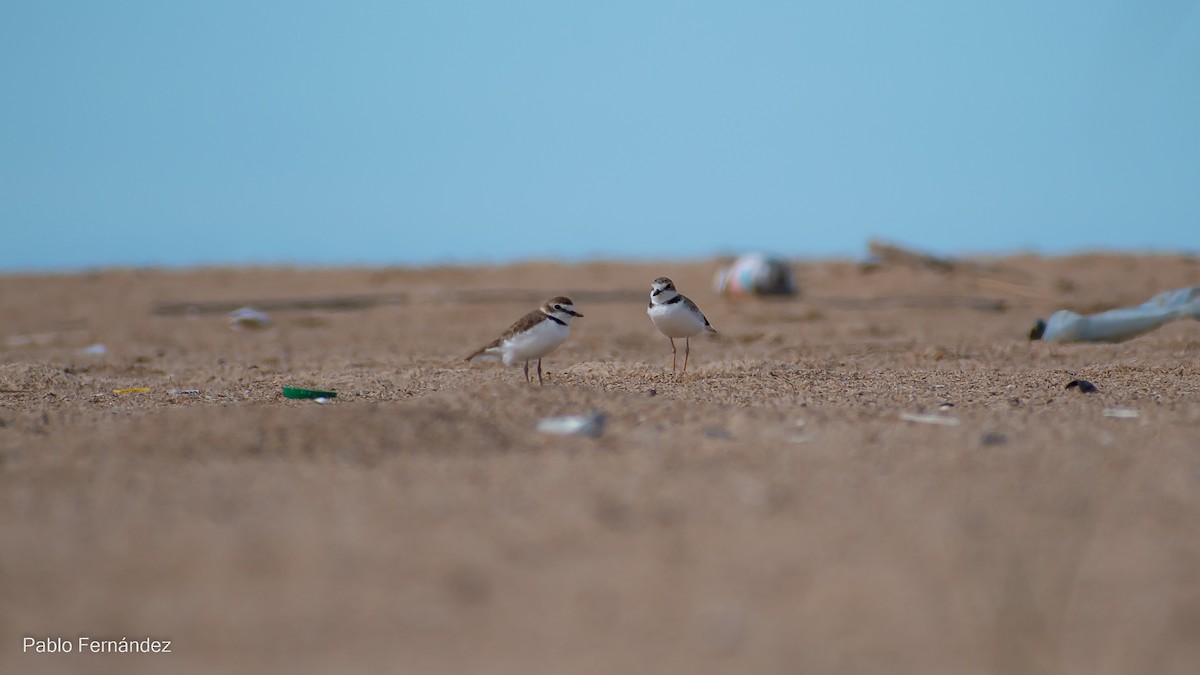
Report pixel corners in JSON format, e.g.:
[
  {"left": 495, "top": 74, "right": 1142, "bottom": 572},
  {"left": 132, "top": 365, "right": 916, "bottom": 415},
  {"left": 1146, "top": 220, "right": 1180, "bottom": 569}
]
[
  {"left": 648, "top": 304, "right": 705, "bottom": 338},
  {"left": 499, "top": 320, "right": 569, "bottom": 364}
]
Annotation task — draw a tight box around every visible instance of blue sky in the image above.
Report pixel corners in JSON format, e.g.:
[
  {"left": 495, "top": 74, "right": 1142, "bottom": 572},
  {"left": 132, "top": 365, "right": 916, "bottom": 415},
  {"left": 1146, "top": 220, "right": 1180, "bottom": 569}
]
[{"left": 2, "top": 1, "right": 1197, "bottom": 271}]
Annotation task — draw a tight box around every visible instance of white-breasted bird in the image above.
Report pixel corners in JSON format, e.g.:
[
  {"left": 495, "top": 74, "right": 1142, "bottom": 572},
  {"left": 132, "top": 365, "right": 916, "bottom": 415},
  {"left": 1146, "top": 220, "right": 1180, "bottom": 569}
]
[
  {"left": 647, "top": 277, "right": 716, "bottom": 373},
  {"left": 465, "top": 296, "right": 583, "bottom": 384}
]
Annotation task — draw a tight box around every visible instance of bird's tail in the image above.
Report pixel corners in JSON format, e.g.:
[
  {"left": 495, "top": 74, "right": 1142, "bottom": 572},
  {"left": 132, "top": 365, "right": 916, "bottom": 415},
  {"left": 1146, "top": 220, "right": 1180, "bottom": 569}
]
[{"left": 462, "top": 339, "right": 501, "bottom": 363}]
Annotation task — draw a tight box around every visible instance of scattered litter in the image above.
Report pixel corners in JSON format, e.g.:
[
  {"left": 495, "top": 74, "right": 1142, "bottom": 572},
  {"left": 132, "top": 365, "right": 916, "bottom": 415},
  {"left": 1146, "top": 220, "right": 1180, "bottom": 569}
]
[
  {"left": 171, "top": 389, "right": 201, "bottom": 395},
  {"left": 536, "top": 410, "right": 606, "bottom": 438},
  {"left": 1030, "top": 285, "right": 1200, "bottom": 343},
  {"left": 938, "top": 402, "right": 955, "bottom": 411},
  {"left": 282, "top": 386, "right": 338, "bottom": 400},
  {"left": 980, "top": 431, "right": 1008, "bottom": 446},
  {"left": 112, "top": 387, "right": 150, "bottom": 395},
  {"left": 862, "top": 239, "right": 958, "bottom": 274},
  {"left": 228, "top": 307, "right": 272, "bottom": 330},
  {"left": 791, "top": 421, "right": 809, "bottom": 443},
  {"left": 76, "top": 344, "right": 108, "bottom": 356},
  {"left": 713, "top": 253, "right": 798, "bottom": 297},
  {"left": 899, "top": 411, "right": 960, "bottom": 426},
  {"left": 1065, "top": 379, "right": 1098, "bottom": 394},
  {"left": 6, "top": 333, "right": 56, "bottom": 348},
  {"left": 1102, "top": 408, "right": 1140, "bottom": 419}
]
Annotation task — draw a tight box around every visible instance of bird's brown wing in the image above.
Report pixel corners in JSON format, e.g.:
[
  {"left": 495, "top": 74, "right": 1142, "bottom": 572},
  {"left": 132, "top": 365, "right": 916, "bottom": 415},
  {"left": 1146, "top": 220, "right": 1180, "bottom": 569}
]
[
  {"left": 464, "top": 308, "right": 546, "bottom": 361},
  {"left": 683, "top": 295, "right": 717, "bottom": 333}
]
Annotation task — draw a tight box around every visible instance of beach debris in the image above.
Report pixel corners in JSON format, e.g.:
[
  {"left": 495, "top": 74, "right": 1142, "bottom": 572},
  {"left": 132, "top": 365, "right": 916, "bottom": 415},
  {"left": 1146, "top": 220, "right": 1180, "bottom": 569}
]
[
  {"left": 1030, "top": 285, "right": 1200, "bottom": 343},
  {"left": 228, "top": 306, "right": 272, "bottom": 330},
  {"left": 980, "top": 431, "right": 1008, "bottom": 446},
  {"left": 6, "top": 332, "right": 57, "bottom": 348},
  {"left": 112, "top": 387, "right": 150, "bottom": 395},
  {"left": 76, "top": 344, "right": 108, "bottom": 356},
  {"left": 171, "top": 389, "right": 201, "bottom": 396},
  {"left": 863, "top": 239, "right": 959, "bottom": 274},
  {"left": 704, "top": 427, "right": 734, "bottom": 440},
  {"left": 791, "top": 419, "right": 810, "bottom": 443},
  {"left": 713, "top": 253, "right": 798, "bottom": 297},
  {"left": 818, "top": 295, "right": 1006, "bottom": 313},
  {"left": 156, "top": 293, "right": 409, "bottom": 316},
  {"left": 1102, "top": 408, "right": 1140, "bottom": 419},
  {"left": 899, "top": 411, "right": 960, "bottom": 426},
  {"left": 536, "top": 410, "right": 606, "bottom": 438},
  {"left": 153, "top": 289, "right": 643, "bottom": 317},
  {"left": 282, "top": 386, "right": 338, "bottom": 401},
  {"left": 860, "top": 239, "right": 1045, "bottom": 300},
  {"left": 1065, "top": 379, "right": 1098, "bottom": 394}
]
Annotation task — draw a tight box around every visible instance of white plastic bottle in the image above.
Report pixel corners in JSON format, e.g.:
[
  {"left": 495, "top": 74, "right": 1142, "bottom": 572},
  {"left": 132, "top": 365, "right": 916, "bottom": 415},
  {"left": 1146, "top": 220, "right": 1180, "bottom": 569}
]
[{"left": 1030, "top": 285, "right": 1200, "bottom": 343}]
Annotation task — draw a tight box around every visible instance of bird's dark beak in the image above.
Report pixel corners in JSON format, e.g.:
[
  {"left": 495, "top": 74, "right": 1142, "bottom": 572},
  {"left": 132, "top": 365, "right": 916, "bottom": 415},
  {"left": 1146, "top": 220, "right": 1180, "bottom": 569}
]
[
  {"left": 569, "top": 309, "right": 584, "bottom": 317},
  {"left": 651, "top": 288, "right": 662, "bottom": 296}
]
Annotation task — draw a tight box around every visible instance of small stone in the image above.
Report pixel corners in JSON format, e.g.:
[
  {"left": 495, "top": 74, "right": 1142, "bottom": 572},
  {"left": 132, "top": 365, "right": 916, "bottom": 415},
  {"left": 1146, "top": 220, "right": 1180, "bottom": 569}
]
[
  {"left": 1065, "top": 379, "right": 1098, "bottom": 394},
  {"left": 980, "top": 431, "right": 1007, "bottom": 446}
]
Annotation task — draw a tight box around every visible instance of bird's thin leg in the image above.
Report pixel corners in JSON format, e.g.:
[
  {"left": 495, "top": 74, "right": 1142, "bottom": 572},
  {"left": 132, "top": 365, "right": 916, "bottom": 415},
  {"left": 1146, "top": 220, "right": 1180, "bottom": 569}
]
[
  {"left": 537, "top": 358, "right": 544, "bottom": 385},
  {"left": 524, "top": 360, "right": 530, "bottom": 383},
  {"left": 683, "top": 337, "right": 690, "bottom": 373},
  {"left": 670, "top": 337, "right": 677, "bottom": 372}
]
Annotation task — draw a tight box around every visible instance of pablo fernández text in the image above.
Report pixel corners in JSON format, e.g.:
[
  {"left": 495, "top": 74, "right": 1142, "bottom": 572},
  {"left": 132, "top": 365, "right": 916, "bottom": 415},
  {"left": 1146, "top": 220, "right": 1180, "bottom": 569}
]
[{"left": 23, "top": 636, "right": 172, "bottom": 654}]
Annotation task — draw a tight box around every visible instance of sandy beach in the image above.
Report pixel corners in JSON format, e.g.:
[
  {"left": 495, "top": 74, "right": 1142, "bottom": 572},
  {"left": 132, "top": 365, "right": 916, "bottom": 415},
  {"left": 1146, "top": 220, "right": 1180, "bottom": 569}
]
[{"left": 2, "top": 253, "right": 1199, "bottom": 674}]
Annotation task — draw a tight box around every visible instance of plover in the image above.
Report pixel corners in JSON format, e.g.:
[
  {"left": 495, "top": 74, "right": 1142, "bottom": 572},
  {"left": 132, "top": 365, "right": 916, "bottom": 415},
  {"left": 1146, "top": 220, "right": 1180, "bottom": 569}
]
[
  {"left": 464, "top": 296, "right": 583, "bottom": 384},
  {"left": 647, "top": 277, "right": 716, "bottom": 372}
]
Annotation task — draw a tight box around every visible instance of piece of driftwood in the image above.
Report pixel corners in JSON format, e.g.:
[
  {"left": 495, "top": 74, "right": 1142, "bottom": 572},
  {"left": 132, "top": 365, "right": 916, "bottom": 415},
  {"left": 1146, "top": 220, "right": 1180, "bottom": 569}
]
[
  {"left": 863, "top": 239, "right": 1046, "bottom": 299},
  {"left": 153, "top": 293, "right": 410, "bottom": 316},
  {"left": 865, "top": 239, "right": 959, "bottom": 273},
  {"left": 817, "top": 295, "right": 1007, "bottom": 312}
]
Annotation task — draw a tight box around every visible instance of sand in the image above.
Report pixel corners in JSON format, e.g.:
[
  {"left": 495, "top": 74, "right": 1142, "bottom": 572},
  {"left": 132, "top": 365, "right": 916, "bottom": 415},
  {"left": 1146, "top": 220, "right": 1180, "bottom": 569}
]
[{"left": 2, "top": 253, "right": 1199, "bottom": 674}]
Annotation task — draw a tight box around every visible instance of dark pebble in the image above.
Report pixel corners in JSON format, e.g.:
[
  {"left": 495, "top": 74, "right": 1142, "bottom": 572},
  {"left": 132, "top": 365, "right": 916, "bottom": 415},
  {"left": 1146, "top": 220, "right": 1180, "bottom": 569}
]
[
  {"left": 1065, "top": 379, "right": 1098, "bottom": 394},
  {"left": 980, "top": 431, "right": 1008, "bottom": 446}
]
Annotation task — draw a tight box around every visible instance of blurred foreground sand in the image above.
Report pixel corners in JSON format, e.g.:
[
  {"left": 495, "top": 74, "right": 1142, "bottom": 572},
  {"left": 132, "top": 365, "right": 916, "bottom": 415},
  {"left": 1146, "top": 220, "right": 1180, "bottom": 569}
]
[{"left": 2, "top": 254, "right": 1199, "bottom": 674}]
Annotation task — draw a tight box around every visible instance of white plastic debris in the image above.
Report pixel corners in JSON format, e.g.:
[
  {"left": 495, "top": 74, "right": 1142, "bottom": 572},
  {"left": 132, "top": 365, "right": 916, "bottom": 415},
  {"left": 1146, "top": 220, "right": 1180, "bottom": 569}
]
[
  {"left": 899, "top": 411, "right": 960, "bottom": 426},
  {"left": 713, "top": 253, "right": 797, "bottom": 297},
  {"left": 536, "top": 410, "right": 606, "bottom": 438},
  {"left": 790, "top": 419, "right": 810, "bottom": 443},
  {"left": 1031, "top": 285, "right": 1200, "bottom": 343},
  {"left": 76, "top": 344, "right": 108, "bottom": 356},
  {"left": 1102, "top": 408, "right": 1140, "bottom": 419},
  {"left": 228, "top": 307, "right": 272, "bottom": 330}
]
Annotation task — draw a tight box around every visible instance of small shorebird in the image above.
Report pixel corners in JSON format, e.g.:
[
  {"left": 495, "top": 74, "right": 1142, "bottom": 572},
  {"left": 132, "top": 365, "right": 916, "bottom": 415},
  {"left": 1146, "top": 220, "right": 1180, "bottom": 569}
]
[
  {"left": 464, "top": 296, "right": 583, "bottom": 384},
  {"left": 647, "top": 277, "right": 716, "bottom": 373}
]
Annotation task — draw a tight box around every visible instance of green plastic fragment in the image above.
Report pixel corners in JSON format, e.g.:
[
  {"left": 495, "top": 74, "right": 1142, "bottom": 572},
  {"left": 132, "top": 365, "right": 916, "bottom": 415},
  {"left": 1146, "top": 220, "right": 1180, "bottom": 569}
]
[{"left": 282, "top": 386, "right": 338, "bottom": 400}]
